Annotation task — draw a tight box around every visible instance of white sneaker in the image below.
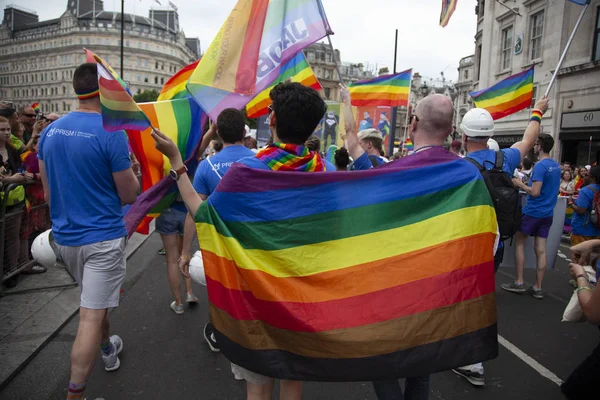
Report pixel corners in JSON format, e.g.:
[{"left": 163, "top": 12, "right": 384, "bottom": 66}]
[
  {"left": 452, "top": 363, "right": 485, "bottom": 387},
  {"left": 101, "top": 335, "right": 123, "bottom": 372},
  {"left": 186, "top": 293, "right": 199, "bottom": 303},
  {"left": 170, "top": 301, "right": 184, "bottom": 315}
]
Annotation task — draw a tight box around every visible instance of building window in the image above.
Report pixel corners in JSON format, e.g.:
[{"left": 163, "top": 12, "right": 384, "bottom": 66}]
[
  {"left": 530, "top": 11, "right": 545, "bottom": 60},
  {"left": 137, "top": 74, "right": 141, "bottom": 82},
  {"left": 144, "top": 75, "right": 148, "bottom": 83},
  {"left": 154, "top": 76, "right": 158, "bottom": 84},
  {"left": 531, "top": 85, "right": 538, "bottom": 108},
  {"left": 160, "top": 77, "right": 164, "bottom": 84},
  {"left": 593, "top": 6, "right": 600, "bottom": 61},
  {"left": 463, "top": 92, "right": 468, "bottom": 104},
  {"left": 464, "top": 69, "right": 469, "bottom": 80},
  {"left": 501, "top": 25, "right": 513, "bottom": 70},
  {"left": 324, "top": 87, "right": 331, "bottom": 99}
]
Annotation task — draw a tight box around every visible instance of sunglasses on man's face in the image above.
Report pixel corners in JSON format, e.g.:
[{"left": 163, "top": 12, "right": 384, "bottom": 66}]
[{"left": 23, "top": 114, "right": 36, "bottom": 118}]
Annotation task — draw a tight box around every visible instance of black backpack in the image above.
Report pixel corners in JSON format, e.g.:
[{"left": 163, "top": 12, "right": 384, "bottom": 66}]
[{"left": 465, "top": 152, "right": 521, "bottom": 241}]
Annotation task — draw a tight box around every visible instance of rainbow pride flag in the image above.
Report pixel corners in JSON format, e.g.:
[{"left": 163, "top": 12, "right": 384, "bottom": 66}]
[
  {"left": 349, "top": 69, "right": 412, "bottom": 108},
  {"left": 246, "top": 52, "right": 322, "bottom": 119},
  {"left": 404, "top": 138, "right": 414, "bottom": 151},
  {"left": 187, "top": 0, "right": 331, "bottom": 120},
  {"left": 31, "top": 102, "right": 40, "bottom": 114},
  {"left": 440, "top": 0, "right": 458, "bottom": 27},
  {"left": 124, "top": 97, "right": 205, "bottom": 234},
  {"left": 195, "top": 148, "right": 498, "bottom": 381},
  {"left": 157, "top": 60, "right": 200, "bottom": 101},
  {"left": 470, "top": 67, "right": 534, "bottom": 120},
  {"left": 96, "top": 56, "right": 150, "bottom": 132}
]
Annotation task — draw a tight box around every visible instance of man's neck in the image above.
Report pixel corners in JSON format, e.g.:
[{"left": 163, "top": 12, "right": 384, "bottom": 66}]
[
  {"left": 413, "top": 137, "right": 444, "bottom": 151},
  {"left": 222, "top": 141, "right": 243, "bottom": 149},
  {"left": 366, "top": 149, "right": 380, "bottom": 157},
  {"left": 538, "top": 152, "right": 551, "bottom": 161},
  {"left": 465, "top": 143, "right": 488, "bottom": 154}
]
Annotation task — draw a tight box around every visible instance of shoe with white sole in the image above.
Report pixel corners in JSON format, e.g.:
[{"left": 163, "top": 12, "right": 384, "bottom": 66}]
[
  {"left": 186, "top": 293, "right": 199, "bottom": 303},
  {"left": 170, "top": 301, "right": 184, "bottom": 315},
  {"left": 101, "top": 335, "right": 123, "bottom": 372},
  {"left": 204, "top": 323, "right": 220, "bottom": 352},
  {"left": 453, "top": 364, "right": 485, "bottom": 387}
]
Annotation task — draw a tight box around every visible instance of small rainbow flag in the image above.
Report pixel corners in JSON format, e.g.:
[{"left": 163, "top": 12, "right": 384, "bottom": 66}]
[
  {"left": 404, "top": 138, "right": 414, "bottom": 151},
  {"left": 96, "top": 56, "right": 151, "bottom": 132},
  {"left": 470, "top": 67, "right": 534, "bottom": 120},
  {"left": 195, "top": 147, "right": 498, "bottom": 380},
  {"left": 349, "top": 69, "right": 412, "bottom": 108},
  {"left": 31, "top": 102, "right": 40, "bottom": 114},
  {"left": 157, "top": 60, "right": 200, "bottom": 101},
  {"left": 246, "top": 52, "right": 322, "bottom": 119},
  {"left": 440, "top": 0, "right": 458, "bottom": 27}
]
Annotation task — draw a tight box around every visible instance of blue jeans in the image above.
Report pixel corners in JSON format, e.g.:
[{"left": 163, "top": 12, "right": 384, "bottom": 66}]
[{"left": 372, "top": 376, "right": 430, "bottom": 400}]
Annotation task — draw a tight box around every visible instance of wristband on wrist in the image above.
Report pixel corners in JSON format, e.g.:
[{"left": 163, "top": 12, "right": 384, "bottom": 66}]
[
  {"left": 577, "top": 286, "right": 593, "bottom": 293},
  {"left": 530, "top": 109, "right": 543, "bottom": 123},
  {"left": 576, "top": 274, "right": 589, "bottom": 282}
]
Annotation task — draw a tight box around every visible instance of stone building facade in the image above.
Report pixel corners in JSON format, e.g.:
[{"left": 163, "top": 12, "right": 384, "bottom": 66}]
[{"left": 0, "top": 1, "right": 199, "bottom": 114}]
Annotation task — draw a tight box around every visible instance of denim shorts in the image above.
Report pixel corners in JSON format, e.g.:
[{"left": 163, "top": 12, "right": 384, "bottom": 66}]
[{"left": 155, "top": 207, "right": 187, "bottom": 236}]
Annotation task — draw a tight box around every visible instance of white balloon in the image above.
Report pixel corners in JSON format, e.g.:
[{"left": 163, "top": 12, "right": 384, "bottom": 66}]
[{"left": 189, "top": 250, "right": 206, "bottom": 286}]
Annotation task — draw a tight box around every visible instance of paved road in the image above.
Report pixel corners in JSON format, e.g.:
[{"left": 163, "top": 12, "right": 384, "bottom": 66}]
[{"left": 1, "top": 236, "right": 598, "bottom": 400}]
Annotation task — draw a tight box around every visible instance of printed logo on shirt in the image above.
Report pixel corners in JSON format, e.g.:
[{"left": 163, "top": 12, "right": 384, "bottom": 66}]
[
  {"left": 46, "top": 127, "right": 96, "bottom": 139},
  {"left": 211, "top": 161, "right": 235, "bottom": 171}
]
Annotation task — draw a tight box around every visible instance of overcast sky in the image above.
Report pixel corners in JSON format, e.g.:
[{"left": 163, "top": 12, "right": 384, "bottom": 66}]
[{"left": 2, "top": 0, "right": 478, "bottom": 83}]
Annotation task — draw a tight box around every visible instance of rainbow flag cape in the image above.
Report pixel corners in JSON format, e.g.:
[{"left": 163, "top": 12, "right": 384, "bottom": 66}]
[
  {"left": 195, "top": 147, "right": 499, "bottom": 381},
  {"left": 187, "top": 0, "right": 331, "bottom": 120},
  {"left": 440, "top": 0, "right": 458, "bottom": 27},
  {"left": 31, "top": 102, "right": 40, "bottom": 114},
  {"left": 349, "top": 69, "right": 412, "bottom": 108},
  {"left": 124, "top": 97, "right": 205, "bottom": 234},
  {"left": 246, "top": 52, "right": 322, "bottom": 119},
  {"left": 470, "top": 67, "right": 534, "bottom": 120},
  {"left": 157, "top": 60, "right": 200, "bottom": 101},
  {"left": 95, "top": 56, "right": 150, "bottom": 132}
]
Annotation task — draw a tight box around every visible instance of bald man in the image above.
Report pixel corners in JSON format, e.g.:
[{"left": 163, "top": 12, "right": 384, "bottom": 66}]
[
  {"left": 342, "top": 91, "right": 481, "bottom": 399},
  {"left": 19, "top": 106, "right": 36, "bottom": 143}
]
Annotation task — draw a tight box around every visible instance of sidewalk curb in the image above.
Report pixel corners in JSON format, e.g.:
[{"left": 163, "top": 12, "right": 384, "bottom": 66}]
[{"left": 0, "top": 227, "right": 155, "bottom": 390}]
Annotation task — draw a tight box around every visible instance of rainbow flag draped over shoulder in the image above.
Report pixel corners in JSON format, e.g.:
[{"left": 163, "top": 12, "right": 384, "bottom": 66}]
[
  {"left": 187, "top": 0, "right": 331, "bottom": 120},
  {"left": 470, "top": 67, "right": 534, "bottom": 120},
  {"left": 157, "top": 60, "right": 200, "bottom": 101},
  {"left": 349, "top": 69, "right": 412, "bottom": 108},
  {"left": 246, "top": 52, "right": 322, "bottom": 118},
  {"left": 440, "top": 0, "right": 458, "bottom": 27},
  {"left": 195, "top": 147, "right": 499, "bottom": 381},
  {"left": 96, "top": 56, "right": 150, "bottom": 132}
]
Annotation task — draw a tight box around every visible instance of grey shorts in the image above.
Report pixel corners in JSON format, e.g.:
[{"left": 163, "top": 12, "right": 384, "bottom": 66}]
[
  {"left": 231, "top": 363, "right": 273, "bottom": 385},
  {"left": 155, "top": 207, "right": 187, "bottom": 236},
  {"left": 56, "top": 237, "right": 127, "bottom": 309}
]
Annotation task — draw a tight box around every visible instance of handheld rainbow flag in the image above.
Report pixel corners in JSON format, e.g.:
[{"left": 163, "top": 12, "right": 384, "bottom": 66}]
[
  {"left": 470, "top": 67, "right": 534, "bottom": 120},
  {"left": 96, "top": 56, "right": 151, "bottom": 132},
  {"left": 194, "top": 147, "right": 499, "bottom": 381},
  {"left": 349, "top": 69, "right": 412, "bottom": 108},
  {"left": 404, "top": 138, "right": 414, "bottom": 151},
  {"left": 31, "top": 102, "right": 40, "bottom": 114},
  {"left": 85, "top": 49, "right": 131, "bottom": 93},
  {"left": 440, "top": 0, "right": 458, "bottom": 27},
  {"left": 246, "top": 52, "right": 322, "bottom": 119},
  {"left": 157, "top": 60, "right": 200, "bottom": 101},
  {"left": 124, "top": 97, "right": 206, "bottom": 234},
  {"left": 187, "top": 0, "right": 331, "bottom": 120}
]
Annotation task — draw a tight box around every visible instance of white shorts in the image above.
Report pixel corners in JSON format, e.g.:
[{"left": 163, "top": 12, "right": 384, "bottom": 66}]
[
  {"left": 56, "top": 237, "right": 127, "bottom": 309},
  {"left": 231, "top": 363, "right": 273, "bottom": 386}
]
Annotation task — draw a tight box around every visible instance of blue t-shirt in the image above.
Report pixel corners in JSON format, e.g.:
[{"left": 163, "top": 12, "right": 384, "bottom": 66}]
[
  {"left": 352, "top": 152, "right": 387, "bottom": 171},
  {"left": 523, "top": 158, "right": 561, "bottom": 218},
  {"left": 572, "top": 184, "right": 600, "bottom": 236},
  {"left": 193, "top": 145, "right": 255, "bottom": 195},
  {"left": 466, "top": 148, "right": 521, "bottom": 177},
  {"left": 38, "top": 112, "right": 130, "bottom": 246}
]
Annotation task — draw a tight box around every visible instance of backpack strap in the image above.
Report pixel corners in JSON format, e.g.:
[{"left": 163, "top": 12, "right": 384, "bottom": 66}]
[
  {"left": 587, "top": 185, "right": 598, "bottom": 194},
  {"left": 368, "top": 155, "right": 381, "bottom": 168},
  {"left": 494, "top": 151, "right": 504, "bottom": 170},
  {"left": 464, "top": 156, "right": 485, "bottom": 172}
]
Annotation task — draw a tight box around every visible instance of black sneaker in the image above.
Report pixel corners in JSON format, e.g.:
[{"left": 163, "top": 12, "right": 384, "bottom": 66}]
[
  {"left": 157, "top": 248, "right": 166, "bottom": 255},
  {"left": 500, "top": 282, "right": 526, "bottom": 294},
  {"left": 526, "top": 286, "right": 544, "bottom": 299},
  {"left": 452, "top": 367, "right": 485, "bottom": 387},
  {"left": 204, "top": 323, "right": 220, "bottom": 352}
]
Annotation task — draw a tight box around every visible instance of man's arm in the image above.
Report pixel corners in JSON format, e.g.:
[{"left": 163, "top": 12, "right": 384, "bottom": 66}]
[
  {"left": 38, "top": 160, "right": 50, "bottom": 204},
  {"left": 196, "top": 123, "right": 217, "bottom": 159},
  {"left": 511, "top": 97, "right": 549, "bottom": 159},
  {"left": 339, "top": 85, "right": 364, "bottom": 161},
  {"left": 512, "top": 178, "right": 542, "bottom": 197},
  {"left": 113, "top": 168, "right": 140, "bottom": 205}
]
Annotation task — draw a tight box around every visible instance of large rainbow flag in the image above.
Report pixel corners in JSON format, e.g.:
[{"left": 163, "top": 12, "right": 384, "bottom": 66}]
[
  {"left": 349, "top": 69, "right": 412, "bottom": 108},
  {"left": 440, "top": 0, "right": 458, "bottom": 27},
  {"left": 157, "top": 60, "right": 200, "bottom": 101},
  {"left": 195, "top": 147, "right": 499, "bottom": 381},
  {"left": 187, "top": 0, "right": 331, "bottom": 120},
  {"left": 470, "top": 67, "right": 534, "bottom": 120},
  {"left": 246, "top": 52, "right": 321, "bottom": 119}
]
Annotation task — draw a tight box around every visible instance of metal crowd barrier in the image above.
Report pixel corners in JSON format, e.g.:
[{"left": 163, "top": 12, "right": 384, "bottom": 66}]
[{"left": 0, "top": 181, "right": 75, "bottom": 296}]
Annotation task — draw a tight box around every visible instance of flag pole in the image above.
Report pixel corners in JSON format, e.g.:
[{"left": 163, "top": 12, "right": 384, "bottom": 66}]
[
  {"left": 545, "top": 2, "right": 589, "bottom": 97},
  {"left": 315, "top": 0, "right": 343, "bottom": 85},
  {"left": 402, "top": 74, "right": 413, "bottom": 153},
  {"left": 589, "top": 135, "right": 592, "bottom": 165},
  {"left": 388, "top": 29, "right": 398, "bottom": 158}
]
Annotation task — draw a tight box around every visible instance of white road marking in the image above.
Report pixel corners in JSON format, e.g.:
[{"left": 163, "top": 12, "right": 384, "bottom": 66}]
[{"left": 498, "top": 335, "right": 564, "bottom": 386}]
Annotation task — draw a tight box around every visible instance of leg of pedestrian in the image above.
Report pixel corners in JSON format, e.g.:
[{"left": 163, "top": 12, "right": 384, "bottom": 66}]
[
  {"left": 372, "top": 379, "right": 404, "bottom": 399},
  {"left": 502, "top": 231, "right": 527, "bottom": 293},
  {"left": 279, "top": 380, "right": 302, "bottom": 400},
  {"left": 404, "top": 375, "right": 431, "bottom": 400},
  {"left": 561, "top": 341, "right": 600, "bottom": 399},
  {"left": 529, "top": 236, "right": 547, "bottom": 299},
  {"left": 162, "top": 233, "right": 185, "bottom": 314}
]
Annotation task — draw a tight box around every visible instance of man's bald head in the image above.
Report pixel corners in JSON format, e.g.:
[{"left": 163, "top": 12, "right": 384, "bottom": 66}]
[{"left": 414, "top": 94, "right": 454, "bottom": 139}]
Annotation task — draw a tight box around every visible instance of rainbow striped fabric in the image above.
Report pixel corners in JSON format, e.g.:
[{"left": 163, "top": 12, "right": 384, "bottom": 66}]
[
  {"left": 195, "top": 147, "right": 499, "bottom": 381},
  {"left": 124, "top": 97, "right": 205, "bottom": 234},
  {"left": 440, "top": 0, "right": 458, "bottom": 27},
  {"left": 404, "top": 138, "right": 414, "bottom": 151},
  {"left": 31, "top": 102, "right": 40, "bottom": 113},
  {"left": 349, "top": 69, "right": 412, "bottom": 108},
  {"left": 246, "top": 52, "right": 322, "bottom": 119},
  {"left": 157, "top": 60, "right": 200, "bottom": 101},
  {"left": 96, "top": 56, "right": 150, "bottom": 132},
  {"left": 470, "top": 67, "right": 534, "bottom": 120},
  {"left": 187, "top": 0, "right": 330, "bottom": 120}
]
